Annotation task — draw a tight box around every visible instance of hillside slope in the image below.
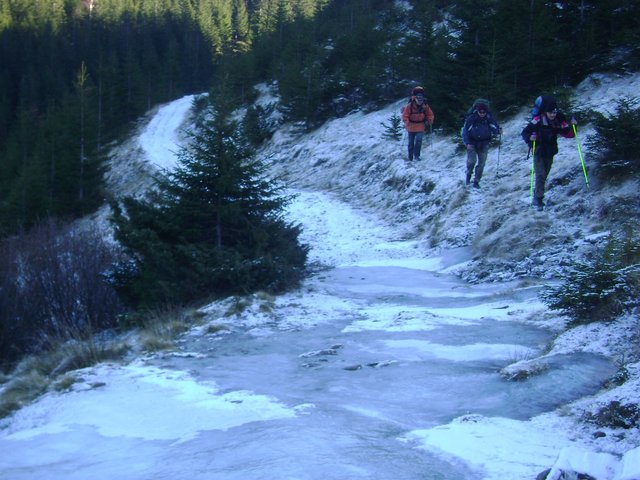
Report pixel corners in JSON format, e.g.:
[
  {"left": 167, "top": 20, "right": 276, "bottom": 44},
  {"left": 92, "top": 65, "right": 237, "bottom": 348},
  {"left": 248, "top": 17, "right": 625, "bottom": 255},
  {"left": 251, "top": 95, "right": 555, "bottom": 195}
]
[
  {"left": 261, "top": 73, "right": 640, "bottom": 285},
  {"left": 256, "top": 72, "right": 640, "bottom": 472}
]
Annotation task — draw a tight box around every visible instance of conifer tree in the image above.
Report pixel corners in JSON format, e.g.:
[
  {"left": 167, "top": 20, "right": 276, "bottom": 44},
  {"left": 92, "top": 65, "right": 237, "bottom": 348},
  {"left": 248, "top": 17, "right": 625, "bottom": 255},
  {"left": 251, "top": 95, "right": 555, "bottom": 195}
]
[
  {"left": 232, "top": 0, "right": 252, "bottom": 51},
  {"left": 110, "top": 97, "right": 308, "bottom": 307},
  {"left": 381, "top": 112, "right": 403, "bottom": 141}
]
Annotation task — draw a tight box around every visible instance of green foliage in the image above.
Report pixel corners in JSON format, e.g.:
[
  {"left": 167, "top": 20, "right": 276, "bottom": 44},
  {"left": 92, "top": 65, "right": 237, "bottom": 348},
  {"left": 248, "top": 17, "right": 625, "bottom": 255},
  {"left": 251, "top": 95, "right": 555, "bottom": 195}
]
[
  {"left": 0, "top": 0, "right": 224, "bottom": 238},
  {"left": 220, "top": 0, "right": 640, "bottom": 131},
  {"left": 586, "top": 97, "right": 640, "bottom": 178},
  {"left": 110, "top": 99, "right": 308, "bottom": 308},
  {"left": 0, "top": 0, "right": 340, "bottom": 237},
  {"left": 381, "top": 113, "right": 403, "bottom": 141},
  {"left": 542, "top": 229, "right": 640, "bottom": 326},
  {"left": 243, "top": 103, "right": 280, "bottom": 146},
  {"left": 3, "top": 0, "right": 639, "bottom": 237}
]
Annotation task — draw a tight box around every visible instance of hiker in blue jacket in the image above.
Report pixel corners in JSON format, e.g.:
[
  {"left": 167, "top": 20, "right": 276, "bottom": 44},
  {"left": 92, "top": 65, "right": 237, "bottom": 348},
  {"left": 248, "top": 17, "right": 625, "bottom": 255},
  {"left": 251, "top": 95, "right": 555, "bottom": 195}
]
[{"left": 462, "top": 102, "right": 501, "bottom": 188}]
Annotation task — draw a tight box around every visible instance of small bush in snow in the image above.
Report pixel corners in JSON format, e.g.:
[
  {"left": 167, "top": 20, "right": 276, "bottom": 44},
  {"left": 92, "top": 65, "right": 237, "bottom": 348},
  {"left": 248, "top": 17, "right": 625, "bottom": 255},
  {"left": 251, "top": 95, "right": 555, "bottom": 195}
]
[
  {"left": 541, "top": 229, "right": 640, "bottom": 325},
  {"left": 381, "top": 113, "right": 403, "bottom": 141},
  {"left": 584, "top": 401, "right": 640, "bottom": 429},
  {"left": 586, "top": 97, "right": 640, "bottom": 178},
  {"left": 110, "top": 99, "right": 308, "bottom": 308}
]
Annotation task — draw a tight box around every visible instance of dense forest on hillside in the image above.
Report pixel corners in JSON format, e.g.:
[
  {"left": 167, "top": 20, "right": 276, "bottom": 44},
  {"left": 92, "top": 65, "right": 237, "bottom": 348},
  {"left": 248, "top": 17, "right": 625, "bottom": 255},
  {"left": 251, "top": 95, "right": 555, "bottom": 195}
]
[
  {"left": 0, "top": 0, "right": 324, "bottom": 236},
  {"left": 1, "top": 0, "right": 638, "bottom": 236},
  {"left": 0, "top": 0, "right": 638, "bottom": 376}
]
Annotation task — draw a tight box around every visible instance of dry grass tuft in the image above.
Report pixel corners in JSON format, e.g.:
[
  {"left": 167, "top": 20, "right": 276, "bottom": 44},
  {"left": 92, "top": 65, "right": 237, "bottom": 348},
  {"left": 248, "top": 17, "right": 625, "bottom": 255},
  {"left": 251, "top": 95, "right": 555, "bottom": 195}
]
[{"left": 0, "top": 338, "right": 130, "bottom": 419}]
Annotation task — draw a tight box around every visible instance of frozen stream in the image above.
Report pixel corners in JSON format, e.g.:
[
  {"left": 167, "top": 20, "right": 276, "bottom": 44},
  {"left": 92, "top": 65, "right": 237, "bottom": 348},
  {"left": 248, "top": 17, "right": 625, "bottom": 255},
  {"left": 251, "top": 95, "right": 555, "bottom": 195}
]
[{"left": 0, "top": 191, "right": 615, "bottom": 480}]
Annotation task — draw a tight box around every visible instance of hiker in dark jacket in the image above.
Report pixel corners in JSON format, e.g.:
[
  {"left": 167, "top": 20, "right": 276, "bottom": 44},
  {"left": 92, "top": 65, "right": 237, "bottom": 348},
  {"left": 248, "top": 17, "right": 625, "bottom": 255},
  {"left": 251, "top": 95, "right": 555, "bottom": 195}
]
[
  {"left": 462, "top": 102, "right": 501, "bottom": 187},
  {"left": 402, "top": 86, "right": 435, "bottom": 161},
  {"left": 521, "top": 96, "right": 577, "bottom": 210}
]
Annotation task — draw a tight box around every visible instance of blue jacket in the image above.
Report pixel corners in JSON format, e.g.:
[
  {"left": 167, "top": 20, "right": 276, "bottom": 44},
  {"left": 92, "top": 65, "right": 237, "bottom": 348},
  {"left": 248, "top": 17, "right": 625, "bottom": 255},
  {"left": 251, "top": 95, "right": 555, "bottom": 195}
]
[{"left": 462, "top": 112, "right": 500, "bottom": 148}]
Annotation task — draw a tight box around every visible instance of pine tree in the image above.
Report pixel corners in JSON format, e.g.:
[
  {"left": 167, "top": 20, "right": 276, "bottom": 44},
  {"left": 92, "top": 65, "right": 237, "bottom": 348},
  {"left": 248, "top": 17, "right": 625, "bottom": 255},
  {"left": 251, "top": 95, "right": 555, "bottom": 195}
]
[
  {"left": 110, "top": 98, "right": 308, "bottom": 307},
  {"left": 586, "top": 97, "right": 640, "bottom": 178},
  {"left": 232, "top": 0, "right": 252, "bottom": 52},
  {"left": 381, "top": 112, "right": 403, "bottom": 141},
  {"left": 542, "top": 230, "right": 640, "bottom": 325}
]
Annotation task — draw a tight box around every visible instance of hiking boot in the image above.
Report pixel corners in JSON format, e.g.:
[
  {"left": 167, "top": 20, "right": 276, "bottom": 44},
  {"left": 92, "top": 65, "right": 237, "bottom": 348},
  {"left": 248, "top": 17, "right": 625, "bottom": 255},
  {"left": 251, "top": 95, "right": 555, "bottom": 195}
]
[
  {"left": 472, "top": 180, "right": 480, "bottom": 188},
  {"left": 532, "top": 198, "right": 545, "bottom": 211},
  {"left": 415, "top": 156, "right": 421, "bottom": 161},
  {"left": 465, "top": 173, "right": 472, "bottom": 186}
]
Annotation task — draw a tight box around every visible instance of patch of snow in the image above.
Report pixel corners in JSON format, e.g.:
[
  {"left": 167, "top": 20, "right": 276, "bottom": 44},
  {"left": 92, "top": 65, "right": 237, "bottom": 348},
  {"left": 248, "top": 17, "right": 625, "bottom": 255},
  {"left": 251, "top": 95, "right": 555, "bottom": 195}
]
[{"left": 2, "top": 362, "right": 296, "bottom": 445}]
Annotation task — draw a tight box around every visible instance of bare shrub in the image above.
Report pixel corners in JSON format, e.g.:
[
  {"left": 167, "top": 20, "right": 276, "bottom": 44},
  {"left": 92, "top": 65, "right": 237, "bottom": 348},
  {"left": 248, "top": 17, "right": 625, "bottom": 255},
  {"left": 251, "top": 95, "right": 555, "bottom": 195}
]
[
  {"left": 584, "top": 401, "right": 640, "bottom": 429},
  {"left": 0, "top": 219, "right": 127, "bottom": 369}
]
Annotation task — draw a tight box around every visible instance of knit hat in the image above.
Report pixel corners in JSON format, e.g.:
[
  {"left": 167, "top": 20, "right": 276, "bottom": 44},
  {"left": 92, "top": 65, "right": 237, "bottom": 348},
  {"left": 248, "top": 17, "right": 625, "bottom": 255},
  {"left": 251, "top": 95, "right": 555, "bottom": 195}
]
[
  {"left": 412, "top": 86, "right": 424, "bottom": 96},
  {"left": 475, "top": 103, "right": 488, "bottom": 112}
]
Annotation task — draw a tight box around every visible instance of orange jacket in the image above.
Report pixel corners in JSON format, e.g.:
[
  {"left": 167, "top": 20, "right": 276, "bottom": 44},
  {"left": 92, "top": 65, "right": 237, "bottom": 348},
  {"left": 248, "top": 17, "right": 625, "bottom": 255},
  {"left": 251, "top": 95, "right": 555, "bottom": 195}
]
[{"left": 402, "top": 98, "right": 434, "bottom": 132}]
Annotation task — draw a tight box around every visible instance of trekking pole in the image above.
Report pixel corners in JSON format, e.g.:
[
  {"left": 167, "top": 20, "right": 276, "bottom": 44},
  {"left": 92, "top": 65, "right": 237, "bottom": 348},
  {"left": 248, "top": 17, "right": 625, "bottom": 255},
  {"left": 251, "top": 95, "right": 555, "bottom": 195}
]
[
  {"left": 529, "top": 140, "right": 536, "bottom": 201},
  {"left": 429, "top": 123, "right": 433, "bottom": 148},
  {"left": 497, "top": 133, "right": 502, "bottom": 176},
  {"left": 572, "top": 123, "right": 589, "bottom": 188}
]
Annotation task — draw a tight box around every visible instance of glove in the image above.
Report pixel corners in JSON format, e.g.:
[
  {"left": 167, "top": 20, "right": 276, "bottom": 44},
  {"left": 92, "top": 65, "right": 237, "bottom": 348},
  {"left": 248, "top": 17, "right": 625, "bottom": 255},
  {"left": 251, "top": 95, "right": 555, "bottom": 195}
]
[
  {"left": 466, "top": 144, "right": 475, "bottom": 151},
  {"left": 571, "top": 115, "right": 577, "bottom": 125},
  {"left": 530, "top": 133, "right": 537, "bottom": 142}
]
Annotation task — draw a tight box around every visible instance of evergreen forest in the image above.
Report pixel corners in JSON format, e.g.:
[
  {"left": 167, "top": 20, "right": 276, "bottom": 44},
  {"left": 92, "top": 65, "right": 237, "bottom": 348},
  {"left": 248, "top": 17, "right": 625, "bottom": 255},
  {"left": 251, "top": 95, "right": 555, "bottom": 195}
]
[
  {"left": 0, "top": 0, "right": 639, "bottom": 369},
  {"left": 1, "top": 0, "right": 638, "bottom": 236}
]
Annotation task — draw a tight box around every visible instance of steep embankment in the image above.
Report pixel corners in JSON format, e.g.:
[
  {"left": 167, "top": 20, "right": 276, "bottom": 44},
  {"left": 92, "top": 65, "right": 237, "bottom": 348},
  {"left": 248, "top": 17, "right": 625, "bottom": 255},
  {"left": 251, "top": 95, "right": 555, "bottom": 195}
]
[
  {"left": 261, "top": 73, "right": 640, "bottom": 285},
  {"left": 258, "top": 73, "right": 640, "bottom": 468}
]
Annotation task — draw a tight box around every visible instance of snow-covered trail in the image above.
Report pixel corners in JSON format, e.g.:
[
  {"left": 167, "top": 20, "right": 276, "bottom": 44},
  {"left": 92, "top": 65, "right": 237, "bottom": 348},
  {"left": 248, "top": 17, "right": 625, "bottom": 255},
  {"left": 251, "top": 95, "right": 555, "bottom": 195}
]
[
  {"left": 0, "top": 95, "right": 627, "bottom": 480},
  {"left": 139, "top": 94, "right": 196, "bottom": 170}
]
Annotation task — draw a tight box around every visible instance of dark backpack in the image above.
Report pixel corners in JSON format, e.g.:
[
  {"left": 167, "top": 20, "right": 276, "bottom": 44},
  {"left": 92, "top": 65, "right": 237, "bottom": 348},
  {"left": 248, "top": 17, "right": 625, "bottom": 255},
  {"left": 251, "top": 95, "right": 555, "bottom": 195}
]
[{"left": 460, "top": 99, "right": 492, "bottom": 140}]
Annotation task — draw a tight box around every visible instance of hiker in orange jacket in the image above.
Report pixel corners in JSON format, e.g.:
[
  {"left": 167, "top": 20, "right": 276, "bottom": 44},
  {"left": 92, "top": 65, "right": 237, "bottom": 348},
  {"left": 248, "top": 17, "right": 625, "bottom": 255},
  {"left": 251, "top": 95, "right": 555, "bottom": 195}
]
[{"left": 402, "top": 86, "right": 435, "bottom": 161}]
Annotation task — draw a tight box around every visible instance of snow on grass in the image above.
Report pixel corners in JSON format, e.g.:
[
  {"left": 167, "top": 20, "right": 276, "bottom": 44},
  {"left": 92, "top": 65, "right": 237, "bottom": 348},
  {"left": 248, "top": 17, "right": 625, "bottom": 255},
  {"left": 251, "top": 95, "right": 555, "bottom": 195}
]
[{"left": 2, "top": 362, "right": 297, "bottom": 445}]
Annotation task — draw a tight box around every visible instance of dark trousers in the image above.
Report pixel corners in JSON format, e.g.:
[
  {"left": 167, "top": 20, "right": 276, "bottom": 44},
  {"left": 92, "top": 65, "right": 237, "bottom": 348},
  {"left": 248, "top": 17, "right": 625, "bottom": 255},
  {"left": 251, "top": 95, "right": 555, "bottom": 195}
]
[
  {"left": 466, "top": 145, "right": 489, "bottom": 182},
  {"left": 407, "top": 131, "right": 424, "bottom": 160},
  {"left": 533, "top": 153, "right": 554, "bottom": 203}
]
